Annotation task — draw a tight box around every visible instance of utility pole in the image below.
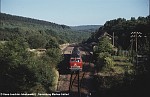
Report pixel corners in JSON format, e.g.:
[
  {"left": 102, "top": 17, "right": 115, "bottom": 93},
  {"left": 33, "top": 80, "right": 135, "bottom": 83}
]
[
  {"left": 131, "top": 32, "right": 142, "bottom": 53},
  {"left": 130, "top": 32, "right": 142, "bottom": 64}
]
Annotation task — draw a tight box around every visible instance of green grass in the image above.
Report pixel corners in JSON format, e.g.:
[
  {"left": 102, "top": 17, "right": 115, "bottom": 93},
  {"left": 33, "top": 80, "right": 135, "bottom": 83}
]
[
  {"left": 113, "top": 56, "right": 130, "bottom": 62},
  {"left": 114, "top": 61, "right": 132, "bottom": 66},
  {"left": 100, "top": 55, "right": 134, "bottom": 76}
]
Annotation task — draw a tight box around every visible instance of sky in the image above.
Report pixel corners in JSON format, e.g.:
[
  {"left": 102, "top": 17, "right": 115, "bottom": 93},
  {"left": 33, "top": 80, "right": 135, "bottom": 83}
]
[{"left": 1, "top": 0, "right": 149, "bottom": 26}]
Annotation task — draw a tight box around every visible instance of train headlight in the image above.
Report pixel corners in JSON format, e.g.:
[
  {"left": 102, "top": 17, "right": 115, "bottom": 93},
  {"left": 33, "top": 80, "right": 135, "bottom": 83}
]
[{"left": 74, "top": 63, "right": 77, "bottom": 66}]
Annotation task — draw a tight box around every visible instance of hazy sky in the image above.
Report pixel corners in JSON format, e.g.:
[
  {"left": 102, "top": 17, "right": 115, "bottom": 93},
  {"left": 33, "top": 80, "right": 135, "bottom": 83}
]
[{"left": 1, "top": 0, "right": 149, "bottom": 26}]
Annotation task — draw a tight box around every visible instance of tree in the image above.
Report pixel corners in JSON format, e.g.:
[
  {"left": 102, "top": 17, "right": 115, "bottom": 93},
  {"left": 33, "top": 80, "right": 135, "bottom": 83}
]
[
  {"left": 46, "top": 48, "right": 62, "bottom": 65},
  {"left": 45, "top": 38, "right": 59, "bottom": 49},
  {"left": 93, "top": 36, "right": 114, "bottom": 72},
  {"left": 28, "top": 34, "right": 47, "bottom": 49},
  {"left": 0, "top": 39, "right": 59, "bottom": 93},
  {"left": 0, "top": 40, "right": 36, "bottom": 93},
  {"left": 96, "top": 36, "right": 113, "bottom": 54}
]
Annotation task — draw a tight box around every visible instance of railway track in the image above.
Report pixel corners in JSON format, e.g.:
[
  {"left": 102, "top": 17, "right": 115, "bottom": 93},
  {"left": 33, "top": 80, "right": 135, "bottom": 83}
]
[{"left": 57, "top": 44, "right": 96, "bottom": 97}]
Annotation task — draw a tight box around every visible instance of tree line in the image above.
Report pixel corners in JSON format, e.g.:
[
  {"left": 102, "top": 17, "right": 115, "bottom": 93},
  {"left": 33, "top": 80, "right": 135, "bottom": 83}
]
[
  {"left": 0, "top": 12, "right": 91, "bottom": 49},
  {"left": 87, "top": 15, "right": 150, "bottom": 54}
]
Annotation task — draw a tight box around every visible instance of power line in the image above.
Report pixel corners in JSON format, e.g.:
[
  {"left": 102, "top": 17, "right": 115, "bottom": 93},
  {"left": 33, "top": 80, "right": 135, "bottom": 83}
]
[{"left": 130, "top": 32, "right": 142, "bottom": 53}]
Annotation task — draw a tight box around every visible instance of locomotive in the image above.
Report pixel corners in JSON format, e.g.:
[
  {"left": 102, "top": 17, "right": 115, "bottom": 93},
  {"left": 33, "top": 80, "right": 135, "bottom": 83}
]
[{"left": 69, "top": 47, "right": 83, "bottom": 71}]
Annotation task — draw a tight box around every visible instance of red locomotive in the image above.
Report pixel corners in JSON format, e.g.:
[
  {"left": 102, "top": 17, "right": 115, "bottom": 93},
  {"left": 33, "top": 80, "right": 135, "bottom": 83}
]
[{"left": 70, "top": 47, "right": 83, "bottom": 71}]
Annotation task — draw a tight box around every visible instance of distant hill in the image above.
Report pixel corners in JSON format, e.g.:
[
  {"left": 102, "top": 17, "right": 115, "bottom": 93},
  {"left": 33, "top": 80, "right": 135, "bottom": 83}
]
[
  {"left": 0, "top": 13, "right": 91, "bottom": 47},
  {"left": 70, "top": 25, "right": 102, "bottom": 32}
]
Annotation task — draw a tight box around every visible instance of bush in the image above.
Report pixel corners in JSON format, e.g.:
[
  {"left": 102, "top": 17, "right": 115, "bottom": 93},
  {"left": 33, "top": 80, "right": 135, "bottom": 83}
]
[
  {"left": 97, "top": 36, "right": 113, "bottom": 54},
  {"left": 0, "top": 40, "right": 59, "bottom": 93},
  {"left": 0, "top": 40, "right": 36, "bottom": 93},
  {"left": 45, "top": 38, "right": 59, "bottom": 49},
  {"left": 98, "top": 52, "right": 111, "bottom": 59},
  {"left": 46, "top": 48, "right": 63, "bottom": 64},
  {"left": 29, "top": 83, "right": 47, "bottom": 97},
  {"left": 28, "top": 34, "right": 47, "bottom": 49},
  {"left": 103, "top": 57, "right": 114, "bottom": 69},
  {"left": 95, "top": 52, "right": 112, "bottom": 72}
]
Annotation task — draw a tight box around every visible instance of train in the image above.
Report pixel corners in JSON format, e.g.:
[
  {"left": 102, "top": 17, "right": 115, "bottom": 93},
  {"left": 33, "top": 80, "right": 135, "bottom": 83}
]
[{"left": 69, "top": 47, "right": 83, "bottom": 71}]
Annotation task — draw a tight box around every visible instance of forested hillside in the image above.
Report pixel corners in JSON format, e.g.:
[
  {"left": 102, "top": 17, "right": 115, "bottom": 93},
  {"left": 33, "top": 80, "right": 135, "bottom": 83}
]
[
  {"left": 0, "top": 13, "right": 92, "bottom": 94},
  {"left": 0, "top": 13, "right": 91, "bottom": 48},
  {"left": 70, "top": 25, "right": 101, "bottom": 32},
  {"left": 87, "top": 16, "right": 150, "bottom": 53}
]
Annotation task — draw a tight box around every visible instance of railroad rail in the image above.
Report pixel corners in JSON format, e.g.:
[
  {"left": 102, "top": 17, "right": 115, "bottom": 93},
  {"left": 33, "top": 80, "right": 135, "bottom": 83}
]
[{"left": 57, "top": 44, "right": 95, "bottom": 97}]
